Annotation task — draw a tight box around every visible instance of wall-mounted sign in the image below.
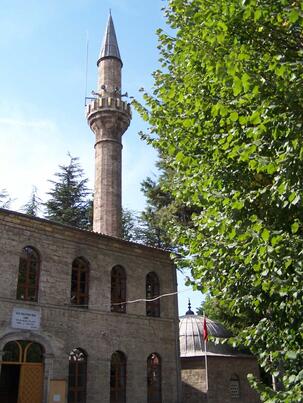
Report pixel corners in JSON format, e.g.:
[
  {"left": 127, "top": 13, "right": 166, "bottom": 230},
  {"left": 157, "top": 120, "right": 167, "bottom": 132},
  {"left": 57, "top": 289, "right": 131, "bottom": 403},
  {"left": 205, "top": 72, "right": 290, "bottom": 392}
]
[
  {"left": 49, "top": 380, "right": 66, "bottom": 403},
  {"left": 11, "top": 307, "right": 41, "bottom": 330}
]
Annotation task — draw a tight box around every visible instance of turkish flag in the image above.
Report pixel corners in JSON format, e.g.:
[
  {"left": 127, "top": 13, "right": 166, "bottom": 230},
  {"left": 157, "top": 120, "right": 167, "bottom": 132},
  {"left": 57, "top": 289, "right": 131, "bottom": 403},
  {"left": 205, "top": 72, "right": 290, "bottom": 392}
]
[{"left": 203, "top": 317, "right": 208, "bottom": 341}]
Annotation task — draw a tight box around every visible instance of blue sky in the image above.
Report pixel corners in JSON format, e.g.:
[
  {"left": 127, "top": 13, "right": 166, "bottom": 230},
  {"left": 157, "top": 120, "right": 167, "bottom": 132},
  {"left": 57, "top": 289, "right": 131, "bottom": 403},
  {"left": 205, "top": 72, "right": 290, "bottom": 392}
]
[{"left": 0, "top": 0, "right": 203, "bottom": 314}]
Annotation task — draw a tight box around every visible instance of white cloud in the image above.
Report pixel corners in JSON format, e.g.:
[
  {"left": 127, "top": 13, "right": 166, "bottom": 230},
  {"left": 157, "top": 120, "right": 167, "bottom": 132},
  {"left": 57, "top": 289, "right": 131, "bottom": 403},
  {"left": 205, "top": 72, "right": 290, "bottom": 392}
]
[
  {"left": 0, "top": 107, "right": 68, "bottom": 211},
  {"left": 0, "top": 100, "right": 155, "bottom": 214}
]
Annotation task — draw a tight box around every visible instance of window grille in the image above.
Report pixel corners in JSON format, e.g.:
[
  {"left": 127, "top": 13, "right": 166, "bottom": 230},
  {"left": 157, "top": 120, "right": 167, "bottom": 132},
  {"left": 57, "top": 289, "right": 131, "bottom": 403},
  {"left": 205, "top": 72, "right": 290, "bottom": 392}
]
[
  {"left": 71, "top": 257, "right": 89, "bottom": 307},
  {"left": 16, "top": 246, "right": 40, "bottom": 302},
  {"left": 68, "top": 348, "right": 87, "bottom": 403},
  {"left": 110, "top": 351, "right": 126, "bottom": 403},
  {"left": 230, "top": 375, "right": 240, "bottom": 399},
  {"left": 111, "top": 266, "right": 126, "bottom": 313},
  {"left": 147, "top": 353, "right": 162, "bottom": 403},
  {"left": 146, "top": 272, "right": 160, "bottom": 317}
]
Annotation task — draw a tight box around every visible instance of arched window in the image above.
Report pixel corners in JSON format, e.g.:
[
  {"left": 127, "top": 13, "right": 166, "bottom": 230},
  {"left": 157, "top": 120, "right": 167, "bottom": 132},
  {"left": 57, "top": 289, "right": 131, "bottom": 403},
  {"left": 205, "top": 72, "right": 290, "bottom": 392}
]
[
  {"left": 16, "top": 246, "right": 40, "bottom": 302},
  {"left": 2, "top": 340, "right": 22, "bottom": 362},
  {"left": 146, "top": 272, "right": 160, "bottom": 317},
  {"left": 111, "top": 266, "right": 126, "bottom": 313},
  {"left": 71, "top": 257, "right": 89, "bottom": 307},
  {"left": 68, "top": 348, "right": 87, "bottom": 403},
  {"left": 2, "top": 340, "right": 44, "bottom": 363},
  {"left": 147, "top": 353, "right": 162, "bottom": 403},
  {"left": 24, "top": 341, "right": 44, "bottom": 363},
  {"left": 230, "top": 374, "right": 240, "bottom": 399},
  {"left": 110, "top": 351, "right": 126, "bottom": 403}
]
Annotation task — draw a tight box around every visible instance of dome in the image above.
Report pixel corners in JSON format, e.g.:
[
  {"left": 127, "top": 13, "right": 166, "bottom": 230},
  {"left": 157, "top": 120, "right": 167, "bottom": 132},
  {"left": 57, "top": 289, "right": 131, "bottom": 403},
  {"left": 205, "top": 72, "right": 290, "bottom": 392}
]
[{"left": 179, "top": 307, "right": 239, "bottom": 357}]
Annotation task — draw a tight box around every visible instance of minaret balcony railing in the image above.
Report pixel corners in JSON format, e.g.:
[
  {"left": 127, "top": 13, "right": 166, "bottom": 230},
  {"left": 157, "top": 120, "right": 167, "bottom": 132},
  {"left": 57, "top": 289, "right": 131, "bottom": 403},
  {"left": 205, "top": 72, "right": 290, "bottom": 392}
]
[{"left": 86, "top": 97, "right": 131, "bottom": 118}]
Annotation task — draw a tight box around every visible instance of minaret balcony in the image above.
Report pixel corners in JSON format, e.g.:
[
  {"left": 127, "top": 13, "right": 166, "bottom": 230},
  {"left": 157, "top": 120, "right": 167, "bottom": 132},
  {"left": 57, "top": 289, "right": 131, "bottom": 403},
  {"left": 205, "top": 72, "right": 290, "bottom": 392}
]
[{"left": 86, "top": 97, "right": 131, "bottom": 120}]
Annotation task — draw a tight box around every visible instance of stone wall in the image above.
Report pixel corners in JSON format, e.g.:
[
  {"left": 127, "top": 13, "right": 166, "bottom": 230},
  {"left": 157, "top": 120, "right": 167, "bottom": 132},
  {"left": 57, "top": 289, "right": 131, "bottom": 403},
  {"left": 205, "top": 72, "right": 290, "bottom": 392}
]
[
  {"left": 181, "top": 355, "right": 260, "bottom": 403},
  {"left": 0, "top": 209, "right": 181, "bottom": 403}
]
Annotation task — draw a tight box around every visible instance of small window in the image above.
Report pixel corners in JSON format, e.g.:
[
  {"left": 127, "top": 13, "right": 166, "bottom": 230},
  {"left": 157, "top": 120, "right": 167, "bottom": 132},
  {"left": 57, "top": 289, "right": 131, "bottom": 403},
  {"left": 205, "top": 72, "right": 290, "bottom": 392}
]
[
  {"left": 2, "top": 341, "right": 22, "bottom": 362},
  {"left": 146, "top": 272, "right": 160, "bottom": 317},
  {"left": 71, "top": 257, "right": 89, "bottom": 307},
  {"left": 24, "top": 342, "right": 44, "bottom": 363},
  {"left": 110, "top": 351, "right": 127, "bottom": 403},
  {"left": 68, "top": 348, "right": 87, "bottom": 403},
  {"left": 16, "top": 246, "right": 40, "bottom": 302},
  {"left": 2, "top": 341, "right": 43, "bottom": 363},
  {"left": 230, "top": 374, "right": 240, "bottom": 399},
  {"left": 111, "top": 266, "right": 126, "bottom": 313},
  {"left": 147, "top": 353, "right": 162, "bottom": 403}
]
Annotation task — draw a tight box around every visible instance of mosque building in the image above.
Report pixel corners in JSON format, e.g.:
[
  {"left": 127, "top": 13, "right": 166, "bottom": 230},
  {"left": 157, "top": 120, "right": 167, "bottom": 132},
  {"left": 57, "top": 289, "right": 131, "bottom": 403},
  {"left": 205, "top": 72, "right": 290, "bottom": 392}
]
[
  {"left": 0, "top": 14, "right": 181, "bottom": 403},
  {"left": 0, "top": 13, "right": 261, "bottom": 403},
  {"left": 179, "top": 303, "right": 260, "bottom": 403}
]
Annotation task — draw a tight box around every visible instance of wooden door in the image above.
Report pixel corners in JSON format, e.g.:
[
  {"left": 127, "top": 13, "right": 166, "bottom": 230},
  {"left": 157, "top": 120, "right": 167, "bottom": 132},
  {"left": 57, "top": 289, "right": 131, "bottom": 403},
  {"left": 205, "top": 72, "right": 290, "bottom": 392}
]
[{"left": 18, "top": 364, "right": 43, "bottom": 403}]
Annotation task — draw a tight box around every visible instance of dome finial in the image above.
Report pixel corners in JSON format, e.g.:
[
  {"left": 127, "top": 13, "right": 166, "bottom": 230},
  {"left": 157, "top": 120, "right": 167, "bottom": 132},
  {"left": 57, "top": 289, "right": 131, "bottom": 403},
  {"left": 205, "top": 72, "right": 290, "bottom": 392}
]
[{"left": 186, "top": 299, "right": 194, "bottom": 315}]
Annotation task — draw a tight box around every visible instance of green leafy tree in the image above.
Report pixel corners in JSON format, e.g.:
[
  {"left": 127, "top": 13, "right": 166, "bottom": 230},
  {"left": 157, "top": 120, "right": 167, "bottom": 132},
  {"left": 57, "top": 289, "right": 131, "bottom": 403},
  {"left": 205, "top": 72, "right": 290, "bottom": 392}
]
[
  {"left": 44, "top": 155, "right": 92, "bottom": 229},
  {"left": 22, "top": 186, "right": 42, "bottom": 217},
  {"left": 135, "top": 0, "right": 303, "bottom": 400},
  {"left": 0, "top": 189, "right": 11, "bottom": 209}
]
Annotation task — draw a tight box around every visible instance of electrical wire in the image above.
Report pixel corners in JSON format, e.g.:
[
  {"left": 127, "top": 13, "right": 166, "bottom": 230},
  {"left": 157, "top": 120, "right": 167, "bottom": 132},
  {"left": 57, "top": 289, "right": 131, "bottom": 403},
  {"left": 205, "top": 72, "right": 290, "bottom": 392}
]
[
  {"left": 111, "top": 289, "right": 187, "bottom": 306},
  {"left": 0, "top": 289, "right": 190, "bottom": 310}
]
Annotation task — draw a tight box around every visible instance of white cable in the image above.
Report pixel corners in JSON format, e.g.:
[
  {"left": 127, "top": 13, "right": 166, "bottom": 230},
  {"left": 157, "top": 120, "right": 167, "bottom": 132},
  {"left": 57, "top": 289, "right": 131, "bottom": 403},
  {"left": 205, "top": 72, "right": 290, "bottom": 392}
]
[{"left": 111, "top": 289, "right": 188, "bottom": 305}]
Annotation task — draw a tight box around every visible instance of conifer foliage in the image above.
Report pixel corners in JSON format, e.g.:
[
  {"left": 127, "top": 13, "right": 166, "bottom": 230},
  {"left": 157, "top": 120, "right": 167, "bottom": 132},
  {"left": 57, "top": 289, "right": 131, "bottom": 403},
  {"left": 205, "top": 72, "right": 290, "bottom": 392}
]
[
  {"left": 44, "top": 154, "right": 92, "bottom": 229},
  {"left": 0, "top": 189, "right": 11, "bottom": 209},
  {"left": 135, "top": 0, "right": 303, "bottom": 400},
  {"left": 22, "top": 186, "right": 42, "bottom": 217}
]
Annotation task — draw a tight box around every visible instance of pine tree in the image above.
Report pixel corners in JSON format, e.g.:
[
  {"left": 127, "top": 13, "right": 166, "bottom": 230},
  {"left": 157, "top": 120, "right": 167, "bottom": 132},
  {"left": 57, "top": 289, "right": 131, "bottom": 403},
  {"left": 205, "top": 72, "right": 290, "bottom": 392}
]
[
  {"left": 0, "top": 189, "right": 11, "bottom": 209},
  {"left": 44, "top": 154, "right": 91, "bottom": 229},
  {"left": 22, "top": 186, "right": 42, "bottom": 217},
  {"left": 121, "top": 208, "right": 138, "bottom": 242}
]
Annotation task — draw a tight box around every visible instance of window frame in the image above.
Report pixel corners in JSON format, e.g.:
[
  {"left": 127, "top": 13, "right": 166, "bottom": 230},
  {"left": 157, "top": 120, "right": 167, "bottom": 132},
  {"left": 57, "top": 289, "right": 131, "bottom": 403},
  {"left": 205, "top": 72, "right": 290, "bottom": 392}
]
[
  {"left": 111, "top": 265, "right": 126, "bottom": 313},
  {"left": 230, "top": 373, "right": 240, "bottom": 399},
  {"left": 71, "top": 257, "right": 90, "bottom": 307},
  {"left": 147, "top": 353, "right": 162, "bottom": 403},
  {"left": 68, "top": 348, "right": 87, "bottom": 403},
  {"left": 146, "top": 272, "right": 160, "bottom": 318},
  {"left": 110, "top": 351, "right": 127, "bottom": 403},
  {"left": 16, "top": 246, "right": 40, "bottom": 302}
]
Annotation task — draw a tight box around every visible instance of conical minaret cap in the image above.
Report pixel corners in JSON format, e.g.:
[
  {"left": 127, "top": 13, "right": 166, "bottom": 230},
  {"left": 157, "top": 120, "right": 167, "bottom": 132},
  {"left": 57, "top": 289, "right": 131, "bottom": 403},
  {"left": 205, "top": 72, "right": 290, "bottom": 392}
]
[{"left": 98, "top": 13, "right": 122, "bottom": 66}]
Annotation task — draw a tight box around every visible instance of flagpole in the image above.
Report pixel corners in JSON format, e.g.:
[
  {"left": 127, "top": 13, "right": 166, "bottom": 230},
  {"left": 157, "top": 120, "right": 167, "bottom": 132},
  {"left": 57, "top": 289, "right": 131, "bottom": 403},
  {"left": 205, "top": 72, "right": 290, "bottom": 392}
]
[
  {"left": 203, "top": 314, "right": 209, "bottom": 395},
  {"left": 204, "top": 336, "right": 209, "bottom": 392}
]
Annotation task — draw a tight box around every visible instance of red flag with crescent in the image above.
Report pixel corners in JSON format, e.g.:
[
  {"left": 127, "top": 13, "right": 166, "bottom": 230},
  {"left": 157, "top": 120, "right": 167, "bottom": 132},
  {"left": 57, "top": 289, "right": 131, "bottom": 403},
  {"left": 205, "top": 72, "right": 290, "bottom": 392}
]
[{"left": 203, "top": 317, "right": 208, "bottom": 341}]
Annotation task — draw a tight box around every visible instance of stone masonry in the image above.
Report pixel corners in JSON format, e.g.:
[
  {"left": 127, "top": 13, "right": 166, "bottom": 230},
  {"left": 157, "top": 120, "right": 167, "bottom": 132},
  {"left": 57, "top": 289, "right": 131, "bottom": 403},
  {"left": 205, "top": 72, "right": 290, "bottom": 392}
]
[
  {"left": 0, "top": 14, "right": 181, "bottom": 403},
  {"left": 86, "top": 14, "right": 131, "bottom": 237},
  {"left": 181, "top": 356, "right": 260, "bottom": 403},
  {"left": 0, "top": 208, "right": 181, "bottom": 402}
]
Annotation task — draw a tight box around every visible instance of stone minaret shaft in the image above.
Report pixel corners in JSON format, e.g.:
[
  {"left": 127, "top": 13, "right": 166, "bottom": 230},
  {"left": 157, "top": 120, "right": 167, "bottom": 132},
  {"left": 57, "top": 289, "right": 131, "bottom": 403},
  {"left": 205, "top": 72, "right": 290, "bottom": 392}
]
[{"left": 86, "top": 14, "right": 131, "bottom": 237}]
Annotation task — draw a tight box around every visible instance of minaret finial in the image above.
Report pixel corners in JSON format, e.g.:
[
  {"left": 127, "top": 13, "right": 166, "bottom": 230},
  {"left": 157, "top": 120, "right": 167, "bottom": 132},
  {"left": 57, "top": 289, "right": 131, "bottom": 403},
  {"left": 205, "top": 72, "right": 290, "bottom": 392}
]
[
  {"left": 186, "top": 299, "right": 194, "bottom": 315},
  {"left": 98, "top": 12, "right": 122, "bottom": 66},
  {"left": 109, "top": 8, "right": 111, "bottom": 16}
]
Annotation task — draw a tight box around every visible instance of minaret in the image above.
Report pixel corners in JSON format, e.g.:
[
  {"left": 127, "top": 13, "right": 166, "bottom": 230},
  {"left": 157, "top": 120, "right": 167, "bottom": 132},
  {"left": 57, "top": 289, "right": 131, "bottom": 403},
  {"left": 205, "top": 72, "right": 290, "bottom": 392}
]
[{"left": 86, "top": 14, "right": 131, "bottom": 237}]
